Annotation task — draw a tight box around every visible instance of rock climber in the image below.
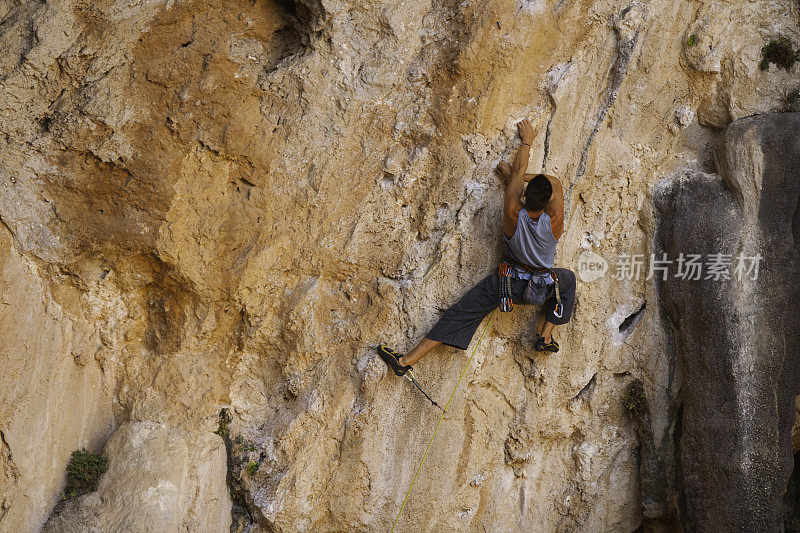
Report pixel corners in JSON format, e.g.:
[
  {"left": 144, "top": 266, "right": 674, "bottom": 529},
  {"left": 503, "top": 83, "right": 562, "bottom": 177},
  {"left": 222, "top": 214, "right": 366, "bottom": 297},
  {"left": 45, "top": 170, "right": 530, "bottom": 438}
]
[{"left": 378, "top": 118, "right": 576, "bottom": 377}]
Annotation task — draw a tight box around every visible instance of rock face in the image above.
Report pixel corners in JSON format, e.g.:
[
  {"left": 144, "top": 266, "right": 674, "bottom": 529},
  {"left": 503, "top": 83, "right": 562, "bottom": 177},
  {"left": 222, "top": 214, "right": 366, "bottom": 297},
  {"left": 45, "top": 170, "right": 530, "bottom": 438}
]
[
  {"left": 655, "top": 113, "right": 800, "bottom": 531},
  {"left": 0, "top": 222, "right": 116, "bottom": 530},
  {"left": 43, "top": 422, "right": 231, "bottom": 532},
  {"left": 0, "top": 0, "right": 799, "bottom": 531}
]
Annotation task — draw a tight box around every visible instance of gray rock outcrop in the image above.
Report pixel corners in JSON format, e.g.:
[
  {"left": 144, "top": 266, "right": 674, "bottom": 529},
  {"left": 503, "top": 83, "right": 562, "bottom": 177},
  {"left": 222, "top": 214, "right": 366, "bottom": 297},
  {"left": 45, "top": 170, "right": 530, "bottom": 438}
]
[{"left": 656, "top": 113, "right": 800, "bottom": 531}]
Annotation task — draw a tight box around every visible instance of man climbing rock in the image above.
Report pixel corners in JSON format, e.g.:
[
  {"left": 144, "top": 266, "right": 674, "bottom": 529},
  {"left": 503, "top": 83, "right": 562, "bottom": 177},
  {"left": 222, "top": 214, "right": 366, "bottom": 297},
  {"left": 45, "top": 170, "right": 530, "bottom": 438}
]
[{"left": 379, "top": 119, "right": 576, "bottom": 377}]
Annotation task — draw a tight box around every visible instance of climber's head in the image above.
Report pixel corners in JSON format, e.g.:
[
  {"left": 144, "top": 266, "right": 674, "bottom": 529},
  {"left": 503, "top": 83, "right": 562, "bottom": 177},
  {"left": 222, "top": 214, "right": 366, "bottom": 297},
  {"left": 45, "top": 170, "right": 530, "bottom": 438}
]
[{"left": 523, "top": 174, "right": 552, "bottom": 212}]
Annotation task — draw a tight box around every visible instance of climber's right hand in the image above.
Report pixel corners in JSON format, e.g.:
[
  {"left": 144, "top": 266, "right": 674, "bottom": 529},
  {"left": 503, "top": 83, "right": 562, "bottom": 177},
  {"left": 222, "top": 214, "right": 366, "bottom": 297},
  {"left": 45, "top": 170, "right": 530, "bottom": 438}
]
[{"left": 517, "top": 119, "right": 537, "bottom": 145}]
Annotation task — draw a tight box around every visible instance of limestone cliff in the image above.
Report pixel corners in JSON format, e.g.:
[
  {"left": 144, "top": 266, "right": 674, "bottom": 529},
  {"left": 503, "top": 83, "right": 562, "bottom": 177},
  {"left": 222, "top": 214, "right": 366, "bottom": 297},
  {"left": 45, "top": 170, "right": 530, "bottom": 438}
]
[
  {"left": 0, "top": 0, "right": 798, "bottom": 531},
  {"left": 656, "top": 113, "right": 800, "bottom": 531}
]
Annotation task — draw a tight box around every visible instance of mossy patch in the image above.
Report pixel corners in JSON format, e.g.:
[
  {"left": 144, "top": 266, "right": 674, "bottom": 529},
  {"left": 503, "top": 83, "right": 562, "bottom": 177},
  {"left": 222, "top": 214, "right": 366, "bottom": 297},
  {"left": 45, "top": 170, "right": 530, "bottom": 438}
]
[
  {"left": 246, "top": 461, "right": 261, "bottom": 475},
  {"left": 623, "top": 379, "right": 647, "bottom": 416},
  {"left": 761, "top": 37, "right": 800, "bottom": 71},
  {"left": 215, "top": 408, "right": 232, "bottom": 437},
  {"left": 62, "top": 449, "right": 108, "bottom": 500}
]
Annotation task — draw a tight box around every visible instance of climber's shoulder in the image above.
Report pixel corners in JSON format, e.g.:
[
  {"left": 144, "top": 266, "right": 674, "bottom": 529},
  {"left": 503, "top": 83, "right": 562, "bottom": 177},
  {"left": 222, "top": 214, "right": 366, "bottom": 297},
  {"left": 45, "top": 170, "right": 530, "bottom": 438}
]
[
  {"left": 544, "top": 174, "right": 564, "bottom": 240},
  {"left": 503, "top": 198, "right": 522, "bottom": 239}
]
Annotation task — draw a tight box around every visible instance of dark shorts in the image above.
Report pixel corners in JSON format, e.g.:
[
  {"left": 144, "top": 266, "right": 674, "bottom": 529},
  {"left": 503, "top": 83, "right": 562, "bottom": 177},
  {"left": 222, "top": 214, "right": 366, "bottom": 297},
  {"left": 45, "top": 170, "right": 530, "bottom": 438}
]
[{"left": 426, "top": 268, "right": 576, "bottom": 350}]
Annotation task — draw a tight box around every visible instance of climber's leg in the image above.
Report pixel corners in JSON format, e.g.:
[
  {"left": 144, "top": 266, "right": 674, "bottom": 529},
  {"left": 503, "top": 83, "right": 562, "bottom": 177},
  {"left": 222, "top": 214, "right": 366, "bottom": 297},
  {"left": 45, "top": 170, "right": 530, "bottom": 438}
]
[
  {"left": 399, "top": 338, "right": 440, "bottom": 367},
  {"left": 423, "top": 273, "right": 500, "bottom": 349},
  {"left": 539, "top": 320, "right": 556, "bottom": 343},
  {"left": 394, "top": 273, "right": 500, "bottom": 369},
  {"left": 546, "top": 268, "right": 576, "bottom": 325},
  {"left": 535, "top": 268, "right": 576, "bottom": 352}
]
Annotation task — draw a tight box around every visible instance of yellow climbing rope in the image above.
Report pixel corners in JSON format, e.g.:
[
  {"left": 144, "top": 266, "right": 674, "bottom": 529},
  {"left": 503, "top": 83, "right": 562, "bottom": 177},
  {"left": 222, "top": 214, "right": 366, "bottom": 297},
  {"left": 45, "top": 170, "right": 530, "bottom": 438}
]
[{"left": 389, "top": 309, "right": 496, "bottom": 532}]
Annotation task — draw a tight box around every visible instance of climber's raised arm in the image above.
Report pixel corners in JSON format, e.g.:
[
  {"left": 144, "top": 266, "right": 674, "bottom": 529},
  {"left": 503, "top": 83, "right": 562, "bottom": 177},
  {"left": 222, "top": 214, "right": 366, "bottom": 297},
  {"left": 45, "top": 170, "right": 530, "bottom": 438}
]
[
  {"left": 503, "top": 119, "right": 537, "bottom": 238},
  {"left": 544, "top": 175, "right": 564, "bottom": 240}
]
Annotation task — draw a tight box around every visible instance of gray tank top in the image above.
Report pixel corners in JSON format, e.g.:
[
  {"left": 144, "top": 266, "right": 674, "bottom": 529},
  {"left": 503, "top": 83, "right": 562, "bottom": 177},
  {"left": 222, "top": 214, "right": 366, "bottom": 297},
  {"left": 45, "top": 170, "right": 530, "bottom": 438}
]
[{"left": 504, "top": 209, "right": 558, "bottom": 269}]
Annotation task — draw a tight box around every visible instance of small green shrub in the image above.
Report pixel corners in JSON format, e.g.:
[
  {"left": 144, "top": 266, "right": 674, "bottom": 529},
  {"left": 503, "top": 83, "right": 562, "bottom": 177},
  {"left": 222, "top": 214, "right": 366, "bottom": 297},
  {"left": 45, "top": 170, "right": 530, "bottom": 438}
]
[
  {"left": 215, "top": 409, "right": 231, "bottom": 437},
  {"left": 623, "top": 380, "right": 647, "bottom": 415},
  {"left": 231, "top": 435, "right": 259, "bottom": 456},
  {"left": 246, "top": 461, "right": 260, "bottom": 475},
  {"left": 761, "top": 37, "right": 800, "bottom": 70},
  {"left": 62, "top": 449, "right": 108, "bottom": 500},
  {"left": 687, "top": 34, "right": 697, "bottom": 47}
]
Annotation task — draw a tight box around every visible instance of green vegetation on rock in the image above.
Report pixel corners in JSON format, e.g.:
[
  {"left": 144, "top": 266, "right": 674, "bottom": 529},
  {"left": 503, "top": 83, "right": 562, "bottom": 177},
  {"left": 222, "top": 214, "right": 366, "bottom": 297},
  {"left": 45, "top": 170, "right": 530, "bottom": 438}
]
[
  {"left": 760, "top": 37, "right": 799, "bottom": 70},
  {"left": 215, "top": 409, "right": 232, "bottom": 437},
  {"left": 62, "top": 449, "right": 108, "bottom": 500},
  {"left": 623, "top": 380, "right": 647, "bottom": 415}
]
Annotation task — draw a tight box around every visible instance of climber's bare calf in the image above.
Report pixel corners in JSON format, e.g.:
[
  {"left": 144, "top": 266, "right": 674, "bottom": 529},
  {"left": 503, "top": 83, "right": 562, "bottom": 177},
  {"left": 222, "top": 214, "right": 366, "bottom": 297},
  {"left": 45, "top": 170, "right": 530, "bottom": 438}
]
[{"left": 399, "top": 338, "right": 439, "bottom": 367}]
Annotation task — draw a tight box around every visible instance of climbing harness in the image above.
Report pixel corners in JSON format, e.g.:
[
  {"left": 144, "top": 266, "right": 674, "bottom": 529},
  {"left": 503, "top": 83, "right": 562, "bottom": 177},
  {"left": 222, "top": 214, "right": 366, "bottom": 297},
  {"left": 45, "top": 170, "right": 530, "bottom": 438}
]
[
  {"left": 404, "top": 370, "right": 443, "bottom": 411},
  {"left": 390, "top": 309, "right": 496, "bottom": 533},
  {"left": 501, "top": 258, "right": 563, "bottom": 318}
]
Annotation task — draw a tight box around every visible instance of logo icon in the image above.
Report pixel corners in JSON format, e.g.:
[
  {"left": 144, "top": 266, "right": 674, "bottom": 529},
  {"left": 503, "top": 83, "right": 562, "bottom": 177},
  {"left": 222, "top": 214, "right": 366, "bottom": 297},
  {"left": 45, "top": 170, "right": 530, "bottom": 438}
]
[{"left": 577, "top": 250, "right": 608, "bottom": 282}]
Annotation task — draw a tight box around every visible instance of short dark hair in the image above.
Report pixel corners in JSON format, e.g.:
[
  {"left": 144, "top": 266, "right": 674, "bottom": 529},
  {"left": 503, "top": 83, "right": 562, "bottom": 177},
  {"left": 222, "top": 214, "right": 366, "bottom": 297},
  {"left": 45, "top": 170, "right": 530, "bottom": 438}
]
[{"left": 523, "top": 174, "right": 552, "bottom": 211}]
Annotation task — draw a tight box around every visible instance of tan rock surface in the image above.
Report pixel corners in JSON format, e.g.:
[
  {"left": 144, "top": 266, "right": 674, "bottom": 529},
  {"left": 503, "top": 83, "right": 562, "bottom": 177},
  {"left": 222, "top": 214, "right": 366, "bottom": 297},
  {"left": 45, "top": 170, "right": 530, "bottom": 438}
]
[
  {"left": 0, "top": 0, "right": 797, "bottom": 531},
  {"left": 42, "top": 421, "right": 231, "bottom": 532},
  {"left": 0, "top": 222, "right": 116, "bottom": 532}
]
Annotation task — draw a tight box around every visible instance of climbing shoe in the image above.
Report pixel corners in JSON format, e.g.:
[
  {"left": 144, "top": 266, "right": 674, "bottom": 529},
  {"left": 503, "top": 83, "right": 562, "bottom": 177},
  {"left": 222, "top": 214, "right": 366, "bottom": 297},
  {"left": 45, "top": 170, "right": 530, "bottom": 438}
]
[
  {"left": 534, "top": 335, "right": 559, "bottom": 353},
  {"left": 378, "top": 344, "right": 411, "bottom": 376}
]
